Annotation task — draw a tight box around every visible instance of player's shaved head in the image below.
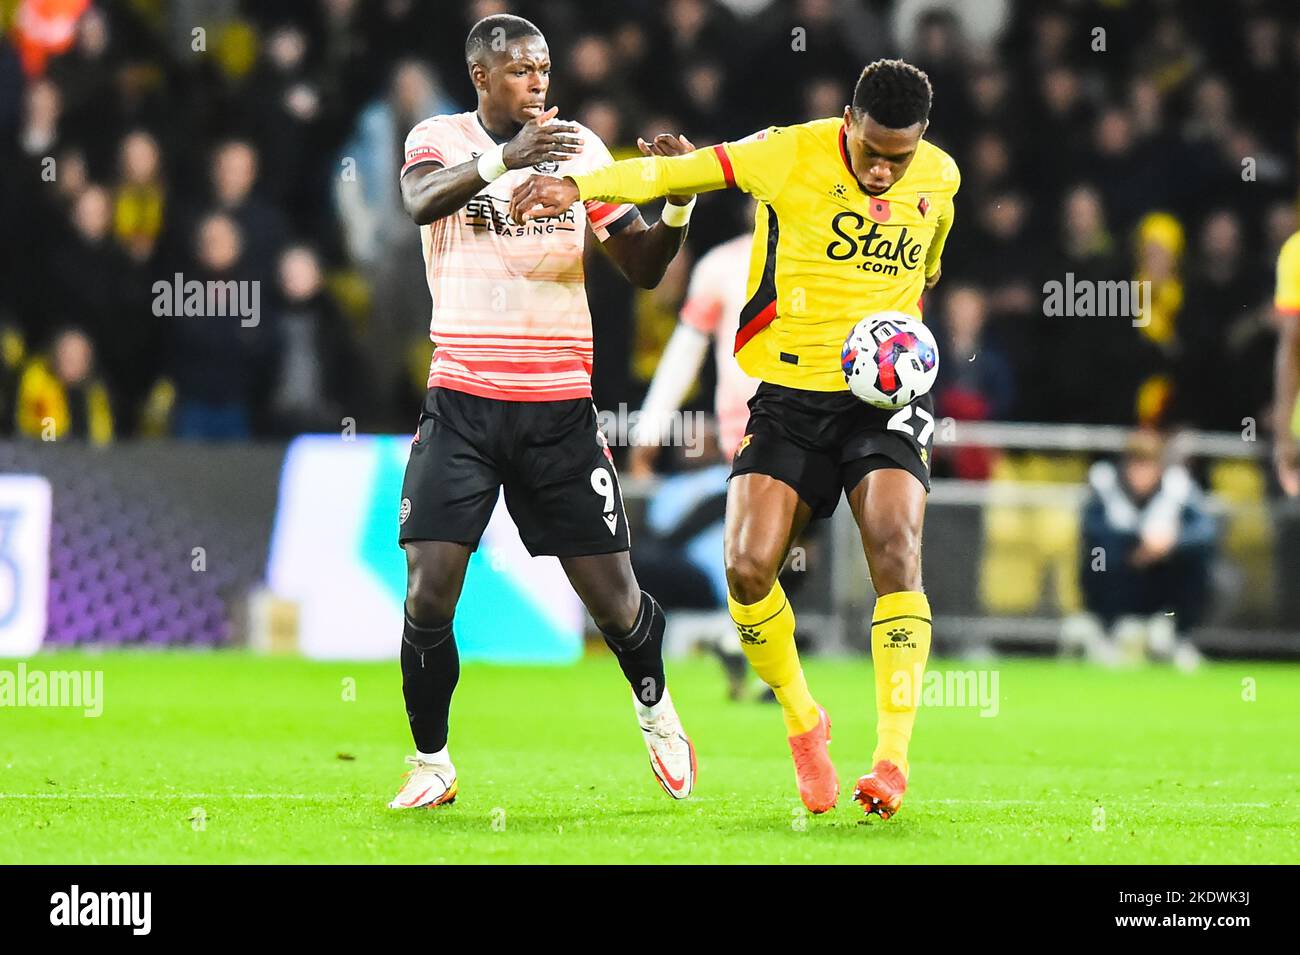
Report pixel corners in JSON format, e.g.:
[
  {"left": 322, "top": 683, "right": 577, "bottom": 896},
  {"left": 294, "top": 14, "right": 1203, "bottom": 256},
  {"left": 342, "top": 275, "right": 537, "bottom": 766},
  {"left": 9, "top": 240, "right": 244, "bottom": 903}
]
[
  {"left": 852, "top": 58, "right": 932, "bottom": 129},
  {"left": 465, "top": 14, "right": 544, "bottom": 66}
]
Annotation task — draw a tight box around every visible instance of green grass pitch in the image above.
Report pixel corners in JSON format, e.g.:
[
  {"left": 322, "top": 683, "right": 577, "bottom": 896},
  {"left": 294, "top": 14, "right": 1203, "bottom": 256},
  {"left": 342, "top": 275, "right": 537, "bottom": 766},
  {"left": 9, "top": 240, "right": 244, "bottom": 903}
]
[{"left": 1, "top": 651, "right": 1296, "bottom": 864}]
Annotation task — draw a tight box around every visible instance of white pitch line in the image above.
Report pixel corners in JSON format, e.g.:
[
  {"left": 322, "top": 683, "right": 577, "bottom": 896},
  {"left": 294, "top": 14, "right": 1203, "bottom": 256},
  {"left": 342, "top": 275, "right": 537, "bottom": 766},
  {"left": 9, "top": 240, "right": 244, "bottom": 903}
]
[
  {"left": 0, "top": 794, "right": 1282, "bottom": 808},
  {"left": 926, "top": 798, "right": 1276, "bottom": 808},
  {"left": 0, "top": 793, "right": 331, "bottom": 800}
]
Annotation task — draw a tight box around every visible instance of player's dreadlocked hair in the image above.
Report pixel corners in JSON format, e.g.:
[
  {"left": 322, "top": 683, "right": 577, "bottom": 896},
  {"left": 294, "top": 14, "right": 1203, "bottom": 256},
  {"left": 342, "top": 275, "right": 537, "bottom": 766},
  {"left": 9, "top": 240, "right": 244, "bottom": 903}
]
[
  {"left": 465, "top": 14, "right": 543, "bottom": 64},
  {"left": 852, "top": 59, "right": 933, "bottom": 128}
]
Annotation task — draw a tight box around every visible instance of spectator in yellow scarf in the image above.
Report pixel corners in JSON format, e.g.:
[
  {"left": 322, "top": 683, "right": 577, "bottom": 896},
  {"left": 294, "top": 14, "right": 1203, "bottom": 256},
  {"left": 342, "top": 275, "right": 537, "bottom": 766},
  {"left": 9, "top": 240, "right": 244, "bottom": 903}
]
[
  {"left": 15, "top": 328, "right": 112, "bottom": 443},
  {"left": 113, "top": 129, "right": 165, "bottom": 262}
]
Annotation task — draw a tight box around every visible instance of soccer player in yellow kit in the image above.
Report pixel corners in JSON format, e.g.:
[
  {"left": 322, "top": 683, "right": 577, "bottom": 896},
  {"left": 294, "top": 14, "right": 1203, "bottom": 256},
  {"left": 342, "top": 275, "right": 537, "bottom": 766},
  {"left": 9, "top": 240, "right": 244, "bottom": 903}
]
[
  {"left": 1273, "top": 231, "right": 1300, "bottom": 497},
  {"left": 512, "top": 59, "right": 959, "bottom": 820}
]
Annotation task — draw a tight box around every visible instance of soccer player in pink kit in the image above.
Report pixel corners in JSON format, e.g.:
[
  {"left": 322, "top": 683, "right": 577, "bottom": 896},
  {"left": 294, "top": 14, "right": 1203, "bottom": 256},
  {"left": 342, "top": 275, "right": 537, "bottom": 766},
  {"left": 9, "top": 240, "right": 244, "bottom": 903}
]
[
  {"left": 630, "top": 232, "right": 759, "bottom": 468},
  {"left": 629, "top": 231, "right": 762, "bottom": 699},
  {"left": 389, "top": 15, "right": 698, "bottom": 809}
]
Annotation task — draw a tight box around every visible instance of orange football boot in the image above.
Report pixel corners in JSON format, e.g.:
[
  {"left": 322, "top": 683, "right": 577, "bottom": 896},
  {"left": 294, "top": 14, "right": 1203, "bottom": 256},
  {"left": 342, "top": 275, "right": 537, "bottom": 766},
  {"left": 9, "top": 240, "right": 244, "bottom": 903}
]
[
  {"left": 787, "top": 706, "right": 839, "bottom": 813},
  {"left": 853, "top": 759, "right": 906, "bottom": 820}
]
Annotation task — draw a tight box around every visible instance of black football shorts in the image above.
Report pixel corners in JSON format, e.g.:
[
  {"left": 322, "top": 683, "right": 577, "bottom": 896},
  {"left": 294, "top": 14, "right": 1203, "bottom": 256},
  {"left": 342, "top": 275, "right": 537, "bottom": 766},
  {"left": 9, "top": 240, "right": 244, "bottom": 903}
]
[
  {"left": 399, "top": 387, "right": 630, "bottom": 557},
  {"left": 729, "top": 382, "right": 935, "bottom": 520}
]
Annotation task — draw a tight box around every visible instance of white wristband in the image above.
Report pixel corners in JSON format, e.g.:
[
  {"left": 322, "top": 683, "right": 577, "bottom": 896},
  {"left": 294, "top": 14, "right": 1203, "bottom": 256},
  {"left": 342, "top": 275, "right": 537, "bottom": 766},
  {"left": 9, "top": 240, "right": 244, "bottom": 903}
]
[
  {"left": 660, "top": 195, "right": 696, "bottom": 228},
  {"left": 476, "top": 144, "right": 508, "bottom": 182}
]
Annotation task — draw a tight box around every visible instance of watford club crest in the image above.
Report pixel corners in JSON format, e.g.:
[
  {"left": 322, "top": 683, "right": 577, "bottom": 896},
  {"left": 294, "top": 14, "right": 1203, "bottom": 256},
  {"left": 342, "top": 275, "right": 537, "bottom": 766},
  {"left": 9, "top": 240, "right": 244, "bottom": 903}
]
[
  {"left": 868, "top": 198, "right": 891, "bottom": 223},
  {"left": 917, "top": 195, "right": 931, "bottom": 217}
]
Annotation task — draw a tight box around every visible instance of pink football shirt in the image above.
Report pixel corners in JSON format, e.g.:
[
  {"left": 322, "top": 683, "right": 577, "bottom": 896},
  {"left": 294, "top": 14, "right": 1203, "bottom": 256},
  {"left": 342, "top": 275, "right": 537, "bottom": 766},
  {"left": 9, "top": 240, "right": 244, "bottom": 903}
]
[
  {"left": 402, "top": 112, "right": 638, "bottom": 401},
  {"left": 678, "top": 235, "right": 760, "bottom": 457}
]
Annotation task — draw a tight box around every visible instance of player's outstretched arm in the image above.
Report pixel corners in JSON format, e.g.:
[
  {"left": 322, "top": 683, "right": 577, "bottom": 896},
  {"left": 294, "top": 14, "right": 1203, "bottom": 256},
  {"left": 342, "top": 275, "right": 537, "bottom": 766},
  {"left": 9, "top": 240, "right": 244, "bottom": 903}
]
[
  {"left": 508, "top": 144, "right": 731, "bottom": 222},
  {"left": 597, "top": 133, "right": 698, "bottom": 289},
  {"left": 401, "top": 106, "right": 582, "bottom": 225}
]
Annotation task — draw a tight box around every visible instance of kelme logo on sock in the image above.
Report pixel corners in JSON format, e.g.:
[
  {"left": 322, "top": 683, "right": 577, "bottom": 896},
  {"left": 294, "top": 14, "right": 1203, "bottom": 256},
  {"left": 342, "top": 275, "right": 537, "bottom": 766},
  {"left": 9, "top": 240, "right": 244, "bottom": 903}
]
[
  {"left": 736, "top": 624, "right": 765, "bottom": 645},
  {"left": 886, "top": 627, "right": 916, "bottom": 648}
]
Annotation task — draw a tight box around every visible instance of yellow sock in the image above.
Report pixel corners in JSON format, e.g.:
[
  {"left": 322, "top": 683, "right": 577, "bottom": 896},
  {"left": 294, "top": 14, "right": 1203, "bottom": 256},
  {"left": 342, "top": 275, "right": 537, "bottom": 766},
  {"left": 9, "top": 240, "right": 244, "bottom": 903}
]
[
  {"left": 870, "top": 590, "right": 932, "bottom": 779},
  {"left": 728, "top": 581, "right": 819, "bottom": 735}
]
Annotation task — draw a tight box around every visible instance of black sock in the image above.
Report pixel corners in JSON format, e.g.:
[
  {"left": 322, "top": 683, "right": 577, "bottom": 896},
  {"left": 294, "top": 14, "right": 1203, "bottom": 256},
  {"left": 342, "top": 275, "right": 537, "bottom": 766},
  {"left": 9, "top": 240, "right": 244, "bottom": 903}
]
[
  {"left": 401, "top": 614, "right": 459, "bottom": 753},
  {"left": 600, "top": 592, "right": 666, "bottom": 706}
]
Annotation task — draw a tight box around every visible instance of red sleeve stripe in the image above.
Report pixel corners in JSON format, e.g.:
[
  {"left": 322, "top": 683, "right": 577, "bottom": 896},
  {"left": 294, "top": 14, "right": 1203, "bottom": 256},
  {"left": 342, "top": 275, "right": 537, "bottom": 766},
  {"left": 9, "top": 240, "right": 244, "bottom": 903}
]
[
  {"left": 601, "top": 205, "right": 641, "bottom": 237},
  {"left": 679, "top": 298, "right": 721, "bottom": 334},
  {"left": 401, "top": 147, "right": 445, "bottom": 174},
  {"left": 713, "top": 144, "right": 736, "bottom": 189},
  {"left": 584, "top": 200, "right": 624, "bottom": 228},
  {"left": 401, "top": 159, "right": 445, "bottom": 175}
]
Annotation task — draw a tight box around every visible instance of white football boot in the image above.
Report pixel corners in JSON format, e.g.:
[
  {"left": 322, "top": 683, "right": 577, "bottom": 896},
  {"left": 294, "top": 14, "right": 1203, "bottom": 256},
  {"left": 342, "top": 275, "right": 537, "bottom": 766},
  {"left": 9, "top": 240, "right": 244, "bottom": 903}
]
[
  {"left": 388, "top": 753, "right": 458, "bottom": 809},
  {"left": 636, "top": 688, "right": 696, "bottom": 799},
  {"left": 1173, "top": 641, "right": 1203, "bottom": 673},
  {"left": 1146, "top": 612, "right": 1178, "bottom": 660}
]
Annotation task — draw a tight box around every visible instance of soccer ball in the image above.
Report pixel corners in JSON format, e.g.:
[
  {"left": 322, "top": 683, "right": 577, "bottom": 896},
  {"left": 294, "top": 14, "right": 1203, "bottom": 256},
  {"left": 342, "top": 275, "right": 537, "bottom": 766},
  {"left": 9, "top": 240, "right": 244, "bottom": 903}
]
[{"left": 840, "top": 312, "right": 939, "bottom": 409}]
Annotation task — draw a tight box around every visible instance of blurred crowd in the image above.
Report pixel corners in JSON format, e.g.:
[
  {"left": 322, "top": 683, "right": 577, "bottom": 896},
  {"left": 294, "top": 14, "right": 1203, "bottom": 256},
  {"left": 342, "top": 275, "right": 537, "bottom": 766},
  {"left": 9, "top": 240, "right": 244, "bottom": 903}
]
[{"left": 1, "top": 0, "right": 1298, "bottom": 447}]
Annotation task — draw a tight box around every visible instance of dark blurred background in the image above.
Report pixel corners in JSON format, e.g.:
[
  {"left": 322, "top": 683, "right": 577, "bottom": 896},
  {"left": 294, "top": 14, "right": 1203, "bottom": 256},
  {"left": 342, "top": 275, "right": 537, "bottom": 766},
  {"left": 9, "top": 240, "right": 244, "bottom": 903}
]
[
  {"left": 2, "top": 0, "right": 1297, "bottom": 443},
  {"left": 3, "top": 0, "right": 1299, "bottom": 658}
]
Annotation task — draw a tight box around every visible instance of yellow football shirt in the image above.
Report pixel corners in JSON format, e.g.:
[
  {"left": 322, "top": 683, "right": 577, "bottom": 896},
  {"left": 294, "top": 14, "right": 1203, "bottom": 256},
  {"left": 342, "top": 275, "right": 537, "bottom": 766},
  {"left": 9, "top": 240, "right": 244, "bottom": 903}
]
[{"left": 570, "top": 117, "right": 960, "bottom": 391}]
